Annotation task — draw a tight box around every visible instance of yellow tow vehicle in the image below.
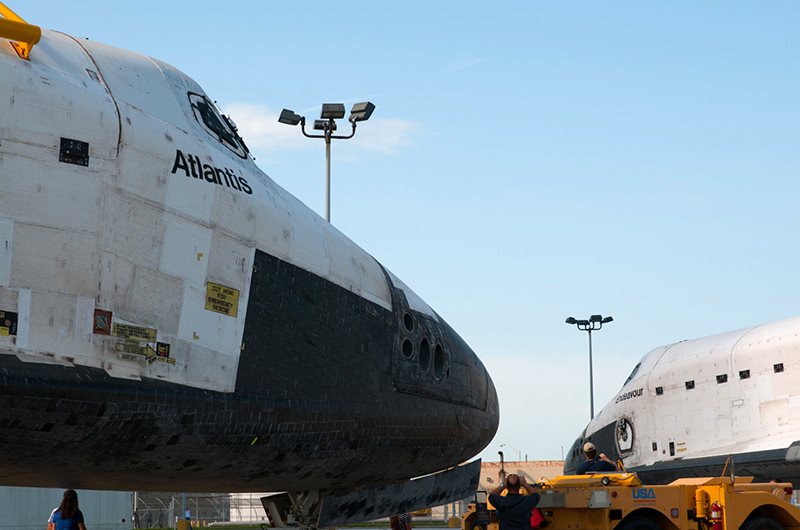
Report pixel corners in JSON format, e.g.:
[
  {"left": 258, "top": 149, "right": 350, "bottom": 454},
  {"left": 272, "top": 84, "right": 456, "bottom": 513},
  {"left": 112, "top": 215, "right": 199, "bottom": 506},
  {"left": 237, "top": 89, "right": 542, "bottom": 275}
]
[{"left": 462, "top": 472, "right": 800, "bottom": 530}]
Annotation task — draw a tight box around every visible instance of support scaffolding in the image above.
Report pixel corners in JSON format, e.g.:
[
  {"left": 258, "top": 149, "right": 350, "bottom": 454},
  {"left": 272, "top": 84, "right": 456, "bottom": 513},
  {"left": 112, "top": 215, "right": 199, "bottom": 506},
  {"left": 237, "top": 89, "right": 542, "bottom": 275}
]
[{"left": 0, "top": 1, "right": 41, "bottom": 59}]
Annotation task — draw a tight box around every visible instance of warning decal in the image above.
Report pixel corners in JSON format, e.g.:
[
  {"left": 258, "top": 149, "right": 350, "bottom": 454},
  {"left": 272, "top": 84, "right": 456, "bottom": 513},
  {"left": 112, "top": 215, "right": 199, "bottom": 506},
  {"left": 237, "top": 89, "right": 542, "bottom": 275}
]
[
  {"left": 0, "top": 311, "right": 18, "bottom": 336},
  {"left": 116, "top": 340, "right": 150, "bottom": 356},
  {"left": 157, "top": 342, "right": 171, "bottom": 358},
  {"left": 205, "top": 282, "right": 239, "bottom": 317},
  {"left": 112, "top": 323, "right": 158, "bottom": 342},
  {"left": 94, "top": 309, "right": 112, "bottom": 335}
]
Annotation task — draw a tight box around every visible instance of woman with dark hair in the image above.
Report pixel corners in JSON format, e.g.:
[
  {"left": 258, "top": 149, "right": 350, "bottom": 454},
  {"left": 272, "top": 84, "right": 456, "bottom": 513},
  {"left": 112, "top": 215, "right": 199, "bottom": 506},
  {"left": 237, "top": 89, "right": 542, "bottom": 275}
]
[
  {"left": 389, "top": 513, "right": 411, "bottom": 530},
  {"left": 47, "top": 489, "right": 88, "bottom": 530},
  {"left": 390, "top": 515, "right": 402, "bottom": 530}
]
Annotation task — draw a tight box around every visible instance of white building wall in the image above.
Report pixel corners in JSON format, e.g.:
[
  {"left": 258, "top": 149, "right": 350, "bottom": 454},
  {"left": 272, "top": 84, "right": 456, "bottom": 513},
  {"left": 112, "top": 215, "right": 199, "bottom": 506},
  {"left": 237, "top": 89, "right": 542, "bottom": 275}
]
[
  {"left": 1, "top": 487, "right": 132, "bottom": 530},
  {"left": 229, "top": 493, "right": 268, "bottom": 523}
]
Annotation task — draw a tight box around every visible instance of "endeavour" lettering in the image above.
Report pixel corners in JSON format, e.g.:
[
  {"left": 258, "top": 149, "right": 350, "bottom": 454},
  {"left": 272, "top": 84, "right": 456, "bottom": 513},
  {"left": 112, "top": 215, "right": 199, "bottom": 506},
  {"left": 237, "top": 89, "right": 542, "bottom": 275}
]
[{"left": 615, "top": 388, "right": 643, "bottom": 404}]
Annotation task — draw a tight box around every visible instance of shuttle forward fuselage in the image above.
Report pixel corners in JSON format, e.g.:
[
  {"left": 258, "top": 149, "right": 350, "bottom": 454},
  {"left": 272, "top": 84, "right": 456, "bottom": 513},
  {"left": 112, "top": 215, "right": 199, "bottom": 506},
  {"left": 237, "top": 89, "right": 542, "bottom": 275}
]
[
  {"left": 566, "top": 316, "right": 800, "bottom": 484},
  {"left": 0, "top": 23, "right": 498, "bottom": 493}
]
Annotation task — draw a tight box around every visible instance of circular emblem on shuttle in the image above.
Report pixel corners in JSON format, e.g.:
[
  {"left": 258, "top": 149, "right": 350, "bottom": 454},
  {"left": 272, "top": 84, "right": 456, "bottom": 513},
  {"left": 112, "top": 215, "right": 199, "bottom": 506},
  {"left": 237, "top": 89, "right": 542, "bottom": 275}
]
[{"left": 616, "top": 417, "right": 634, "bottom": 453}]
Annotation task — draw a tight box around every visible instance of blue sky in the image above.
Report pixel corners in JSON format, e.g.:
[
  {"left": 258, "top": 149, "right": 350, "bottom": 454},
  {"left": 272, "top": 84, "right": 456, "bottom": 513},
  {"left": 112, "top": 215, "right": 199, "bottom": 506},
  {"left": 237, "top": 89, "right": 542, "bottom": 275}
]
[{"left": 19, "top": 1, "right": 800, "bottom": 464}]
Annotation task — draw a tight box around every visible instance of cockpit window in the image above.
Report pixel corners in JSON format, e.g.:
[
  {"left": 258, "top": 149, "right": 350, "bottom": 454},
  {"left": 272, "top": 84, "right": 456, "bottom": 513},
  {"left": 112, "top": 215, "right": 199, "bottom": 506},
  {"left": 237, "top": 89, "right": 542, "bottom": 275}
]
[
  {"left": 188, "top": 93, "right": 249, "bottom": 158},
  {"left": 623, "top": 362, "right": 641, "bottom": 386}
]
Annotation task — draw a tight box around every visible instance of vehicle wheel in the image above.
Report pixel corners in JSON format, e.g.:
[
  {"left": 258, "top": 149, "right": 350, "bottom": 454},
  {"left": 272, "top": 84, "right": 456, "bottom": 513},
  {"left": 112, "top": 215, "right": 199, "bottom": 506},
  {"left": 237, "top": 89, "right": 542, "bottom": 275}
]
[
  {"left": 616, "top": 516, "right": 660, "bottom": 530},
  {"left": 470, "top": 524, "right": 485, "bottom": 530},
  {"left": 741, "top": 516, "right": 784, "bottom": 530}
]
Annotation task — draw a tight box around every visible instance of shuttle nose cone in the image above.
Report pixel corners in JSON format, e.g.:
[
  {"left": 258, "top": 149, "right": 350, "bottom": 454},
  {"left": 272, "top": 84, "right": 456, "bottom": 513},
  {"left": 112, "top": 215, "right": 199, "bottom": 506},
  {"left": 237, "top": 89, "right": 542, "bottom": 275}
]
[
  {"left": 385, "top": 272, "right": 499, "bottom": 465},
  {"left": 470, "top": 344, "right": 499, "bottom": 455},
  {"left": 484, "top": 367, "right": 500, "bottom": 438},
  {"left": 389, "top": 302, "right": 499, "bottom": 464},
  {"left": 437, "top": 316, "right": 499, "bottom": 459}
]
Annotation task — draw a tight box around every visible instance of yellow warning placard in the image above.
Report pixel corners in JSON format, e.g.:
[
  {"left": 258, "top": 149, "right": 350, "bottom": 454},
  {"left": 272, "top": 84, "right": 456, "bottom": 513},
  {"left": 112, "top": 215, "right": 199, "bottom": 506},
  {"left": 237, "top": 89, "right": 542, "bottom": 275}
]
[
  {"left": 112, "top": 323, "right": 157, "bottom": 342},
  {"left": 205, "top": 282, "right": 239, "bottom": 317}
]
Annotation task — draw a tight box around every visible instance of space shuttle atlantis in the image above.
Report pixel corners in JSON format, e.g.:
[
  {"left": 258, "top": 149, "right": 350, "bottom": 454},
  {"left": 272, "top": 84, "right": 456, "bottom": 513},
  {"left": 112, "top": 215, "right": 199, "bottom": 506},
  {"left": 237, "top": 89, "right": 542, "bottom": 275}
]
[
  {"left": 565, "top": 315, "right": 800, "bottom": 486},
  {"left": 0, "top": 4, "right": 498, "bottom": 523}
]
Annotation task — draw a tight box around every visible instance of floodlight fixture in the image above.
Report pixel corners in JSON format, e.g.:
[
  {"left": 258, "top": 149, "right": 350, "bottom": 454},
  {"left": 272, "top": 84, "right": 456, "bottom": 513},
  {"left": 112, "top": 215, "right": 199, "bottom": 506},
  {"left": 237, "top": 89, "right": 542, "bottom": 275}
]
[
  {"left": 320, "top": 103, "right": 346, "bottom": 120},
  {"left": 278, "top": 109, "right": 303, "bottom": 126},
  {"left": 349, "top": 101, "right": 375, "bottom": 122},
  {"left": 565, "top": 314, "right": 614, "bottom": 420},
  {"left": 314, "top": 120, "right": 337, "bottom": 131}
]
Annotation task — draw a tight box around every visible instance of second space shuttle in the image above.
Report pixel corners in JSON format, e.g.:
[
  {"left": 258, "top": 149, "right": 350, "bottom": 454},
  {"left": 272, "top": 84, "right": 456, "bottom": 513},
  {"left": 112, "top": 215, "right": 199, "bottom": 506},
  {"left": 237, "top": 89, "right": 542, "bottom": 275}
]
[{"left": 566, "top": 315, "right": 800, "bottom": 486}]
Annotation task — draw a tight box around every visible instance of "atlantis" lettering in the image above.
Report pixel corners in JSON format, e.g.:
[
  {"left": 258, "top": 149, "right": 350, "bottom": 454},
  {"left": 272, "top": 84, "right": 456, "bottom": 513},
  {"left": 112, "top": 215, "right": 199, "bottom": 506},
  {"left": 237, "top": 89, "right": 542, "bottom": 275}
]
[{"left": 171, "top": 149, "right": 253, "bottom": 195}]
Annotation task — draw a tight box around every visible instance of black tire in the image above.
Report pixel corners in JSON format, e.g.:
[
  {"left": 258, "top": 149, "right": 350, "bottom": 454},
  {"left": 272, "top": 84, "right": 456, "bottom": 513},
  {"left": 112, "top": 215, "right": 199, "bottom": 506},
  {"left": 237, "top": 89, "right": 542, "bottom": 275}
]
[
  {"left": 741, "top": 515, "right": 785, "bottom": 530},
  {"left": 470, "top": 523, "right": 485, "bottom": 530},
  {"left": 616, "top": 516, "right": 660, "bottom": 530}
]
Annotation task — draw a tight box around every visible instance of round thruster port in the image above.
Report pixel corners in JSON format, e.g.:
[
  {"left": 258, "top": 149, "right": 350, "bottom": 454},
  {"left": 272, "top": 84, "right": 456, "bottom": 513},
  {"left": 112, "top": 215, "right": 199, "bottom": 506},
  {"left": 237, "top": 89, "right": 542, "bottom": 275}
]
[
  {"left": 403, "top": 312, "right": 414, "bottom": 332},
  {"left": 402, "top": 338, "right": 414, "bottom": 358},
  {"left": 433, "top": 343, "right": 445, "bottom": 380},
  {"left": 419, "top": 338, "right": 430, "bottom": 373}
]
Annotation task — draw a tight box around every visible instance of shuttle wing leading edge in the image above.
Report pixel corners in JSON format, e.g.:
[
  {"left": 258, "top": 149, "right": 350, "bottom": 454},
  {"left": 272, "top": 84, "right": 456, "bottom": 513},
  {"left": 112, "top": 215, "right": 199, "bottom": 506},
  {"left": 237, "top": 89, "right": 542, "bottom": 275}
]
[{"left": 318, "top": 460, "right": 482, "bottom": 527}]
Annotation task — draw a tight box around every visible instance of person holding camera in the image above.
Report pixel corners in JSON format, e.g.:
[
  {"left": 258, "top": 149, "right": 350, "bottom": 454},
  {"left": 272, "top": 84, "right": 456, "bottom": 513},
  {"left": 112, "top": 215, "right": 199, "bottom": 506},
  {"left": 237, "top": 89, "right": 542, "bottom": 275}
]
[{"left": 488, "top": 472, "right": 541, "bottom": 530}]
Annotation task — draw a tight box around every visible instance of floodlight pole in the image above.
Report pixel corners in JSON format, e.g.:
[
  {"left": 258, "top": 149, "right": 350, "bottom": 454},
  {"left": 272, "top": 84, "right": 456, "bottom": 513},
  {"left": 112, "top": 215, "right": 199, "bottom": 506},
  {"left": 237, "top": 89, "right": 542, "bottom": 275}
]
[
  {"left": 565, "top": 315, "right": 613, "bottom": 420},
  {"left": 499, "top": 443, "right": 522, "bottom": 462},
  {"left": 325, "top": 135, "right": 331, "bottom": 222},
  {"left": 588, "top": 329, "right": 595, "bottom": 420},
  {"left": 300, "top": 118, "right": 356, "bottom": 223},
  {"left": 279, "top": 103, "right": 375, "bottom": 223}
]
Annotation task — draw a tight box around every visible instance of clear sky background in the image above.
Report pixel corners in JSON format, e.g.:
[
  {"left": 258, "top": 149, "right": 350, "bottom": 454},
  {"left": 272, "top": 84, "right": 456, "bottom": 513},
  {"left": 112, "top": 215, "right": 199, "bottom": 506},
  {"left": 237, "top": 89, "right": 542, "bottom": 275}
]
[{"left": 19, "top": 1, "right": 800, "bottom": 464}]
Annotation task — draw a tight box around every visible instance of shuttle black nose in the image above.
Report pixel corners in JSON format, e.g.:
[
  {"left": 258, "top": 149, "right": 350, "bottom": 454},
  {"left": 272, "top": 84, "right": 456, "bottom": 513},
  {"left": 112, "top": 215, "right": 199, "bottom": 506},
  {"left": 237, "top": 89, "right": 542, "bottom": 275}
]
[
  {"left": 436, "top": 316, "right": 499, "bottom": 458},
  {"left": 563, "top": 432, "right": 586, "bottom": 474},
  {"left": 388, "top": 298, "right": 499, "bottom": 462},
  {"left": 483, "top": 367, "right": 500, "bottom": 438}
]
